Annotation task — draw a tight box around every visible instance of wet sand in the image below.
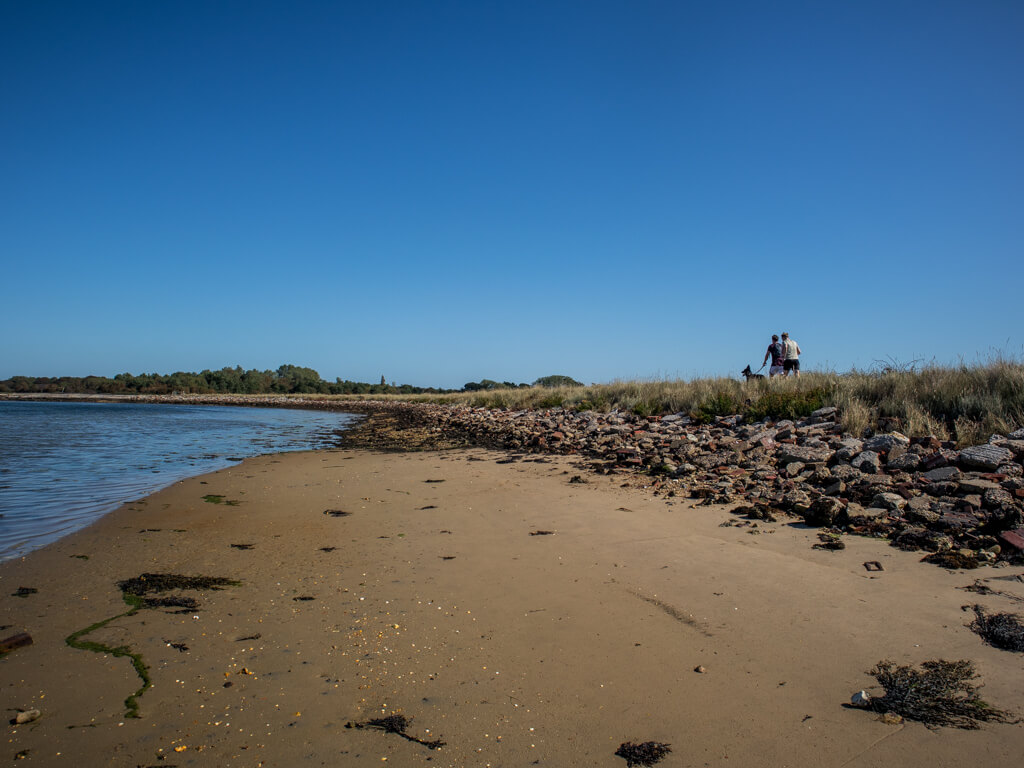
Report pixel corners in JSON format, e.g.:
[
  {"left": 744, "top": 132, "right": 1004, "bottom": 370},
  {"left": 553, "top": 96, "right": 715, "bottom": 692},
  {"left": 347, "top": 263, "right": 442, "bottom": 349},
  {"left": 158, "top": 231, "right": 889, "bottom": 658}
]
[{"left": 2, "top": 446, "right": 1022, "bottom": 767}]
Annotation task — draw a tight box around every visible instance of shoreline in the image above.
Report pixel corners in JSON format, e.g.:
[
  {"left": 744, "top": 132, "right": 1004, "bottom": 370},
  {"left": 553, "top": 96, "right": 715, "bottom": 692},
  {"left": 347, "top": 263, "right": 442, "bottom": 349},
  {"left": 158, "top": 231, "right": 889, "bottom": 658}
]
[
  {"left": 0, "top": 401, "right": 366, "bottom": 564},
  {"left": 5, "top": 394, "right": 1024, "bottom": 569},
  {"left": 2, "top": 440, "right": 1023, "bottom": 766}
]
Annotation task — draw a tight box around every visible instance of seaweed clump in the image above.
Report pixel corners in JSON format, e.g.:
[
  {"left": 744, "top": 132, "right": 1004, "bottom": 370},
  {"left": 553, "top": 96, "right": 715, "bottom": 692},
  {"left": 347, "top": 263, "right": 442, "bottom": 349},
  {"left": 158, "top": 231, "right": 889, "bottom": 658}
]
[
  {"left": 202, "top": 494, "right": 240, "bottom": 505},
  {"left": 866, "top": 659, "right": 1015, "bottom": 729},
  {"left": 66, "top": 573, "right": 239, "bottom": 718},
  {"left": 346, "top": 713, "right": 445, "bottom": 749},
  {"left": 968, "top": 605, "right": 1024, "bottom": 652},
  {"left": 615, "top": 741, "right": 672, "bottom": 767},
  {"left": 813, "top": 532, "right": 846, "bottom": 551},
  {"left": 117, "top": 573, "right": 237, "bottom": 609}
]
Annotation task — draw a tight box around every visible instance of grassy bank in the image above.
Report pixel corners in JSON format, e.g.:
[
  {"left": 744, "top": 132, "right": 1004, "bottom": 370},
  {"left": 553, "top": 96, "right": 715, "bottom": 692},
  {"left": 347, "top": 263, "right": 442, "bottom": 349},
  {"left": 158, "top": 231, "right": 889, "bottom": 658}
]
[
  {"left": 325, "top": 360, "right": 1024, "bottom": 446},
  {"left": 9, "top": 361, "right": 1019, "bottom": 447}
]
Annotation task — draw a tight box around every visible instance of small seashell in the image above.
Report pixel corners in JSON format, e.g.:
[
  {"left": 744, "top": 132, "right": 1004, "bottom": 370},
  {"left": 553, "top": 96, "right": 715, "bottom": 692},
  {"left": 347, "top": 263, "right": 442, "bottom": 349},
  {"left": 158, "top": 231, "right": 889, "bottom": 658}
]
[{"left": 850, "top": 690, "right": 871, "bottom": 708}]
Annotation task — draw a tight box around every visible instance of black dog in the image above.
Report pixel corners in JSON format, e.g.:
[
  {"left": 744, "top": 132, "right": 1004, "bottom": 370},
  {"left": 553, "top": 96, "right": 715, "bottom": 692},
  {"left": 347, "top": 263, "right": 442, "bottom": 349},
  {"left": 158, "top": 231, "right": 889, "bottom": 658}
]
[{"left": 741, "top": 365, "right": 765, "bottom": 381}]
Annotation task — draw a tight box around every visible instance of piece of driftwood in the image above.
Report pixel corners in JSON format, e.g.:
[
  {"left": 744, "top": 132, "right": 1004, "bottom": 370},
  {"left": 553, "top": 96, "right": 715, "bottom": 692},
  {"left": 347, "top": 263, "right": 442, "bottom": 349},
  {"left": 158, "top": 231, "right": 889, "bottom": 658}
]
[{"left": 0, "top": 632, "right": 33, "bottom": 654}]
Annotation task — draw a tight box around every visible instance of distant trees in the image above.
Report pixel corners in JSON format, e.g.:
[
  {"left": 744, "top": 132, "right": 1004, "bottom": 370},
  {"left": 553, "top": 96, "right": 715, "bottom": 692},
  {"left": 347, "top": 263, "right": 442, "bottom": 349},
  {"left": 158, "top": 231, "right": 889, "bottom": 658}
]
[
  {"left": 462, "top": 379, "right": 529, "bottom": 392},
  {"left": 0, "top": 368, "right": 585, "bottom": 396},
  {"left": 460, "top": 376, "right": 582, "bottom": 391},
  {"left": 533, "top": 375, "right": 583, "bottom": 388},
  {"left": 0, "top": 366, "right": 452, "bottom": 396}
]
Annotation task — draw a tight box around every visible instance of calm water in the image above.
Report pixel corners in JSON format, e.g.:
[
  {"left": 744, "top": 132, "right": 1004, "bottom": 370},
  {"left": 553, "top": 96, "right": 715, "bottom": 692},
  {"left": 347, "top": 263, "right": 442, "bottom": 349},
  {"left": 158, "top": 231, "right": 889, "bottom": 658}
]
[{"left": 0, "top": 401, "right": 360, "bottom": 561}]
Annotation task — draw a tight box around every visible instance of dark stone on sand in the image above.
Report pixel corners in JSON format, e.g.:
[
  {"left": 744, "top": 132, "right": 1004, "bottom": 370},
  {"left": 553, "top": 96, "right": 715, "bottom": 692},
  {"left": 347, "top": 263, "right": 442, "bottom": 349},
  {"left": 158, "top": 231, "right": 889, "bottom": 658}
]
[{"left": 804, "top": 496, "right": 847, "bottom": 527}]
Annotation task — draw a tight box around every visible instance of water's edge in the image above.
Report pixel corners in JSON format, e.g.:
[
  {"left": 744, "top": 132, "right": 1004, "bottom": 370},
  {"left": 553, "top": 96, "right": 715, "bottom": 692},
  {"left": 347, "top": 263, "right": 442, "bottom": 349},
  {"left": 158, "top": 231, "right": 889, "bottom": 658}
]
[{"left": 0, "top": 401, "right": 363, "bottom": 561}]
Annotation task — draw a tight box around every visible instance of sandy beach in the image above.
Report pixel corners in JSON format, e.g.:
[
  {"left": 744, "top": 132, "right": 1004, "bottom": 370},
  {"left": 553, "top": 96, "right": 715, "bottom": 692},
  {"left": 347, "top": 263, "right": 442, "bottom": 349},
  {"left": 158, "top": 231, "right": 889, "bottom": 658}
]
[{"left": 2, "top": 444, "right": 1023, "bottom": 767}]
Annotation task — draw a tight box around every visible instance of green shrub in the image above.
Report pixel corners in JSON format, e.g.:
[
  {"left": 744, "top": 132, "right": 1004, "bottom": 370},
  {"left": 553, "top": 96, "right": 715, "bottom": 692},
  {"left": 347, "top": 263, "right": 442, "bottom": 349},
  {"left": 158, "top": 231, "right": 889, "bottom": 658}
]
[{"left": 692, "top": 392, "right": 742, "bottom": 423}]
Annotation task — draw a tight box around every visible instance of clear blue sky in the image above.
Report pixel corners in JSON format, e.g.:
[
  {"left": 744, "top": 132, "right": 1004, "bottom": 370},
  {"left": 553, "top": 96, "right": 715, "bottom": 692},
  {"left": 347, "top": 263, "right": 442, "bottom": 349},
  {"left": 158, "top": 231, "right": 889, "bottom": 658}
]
[{"left": 3, "top": 1, "right": 1021, "bottom": 389}]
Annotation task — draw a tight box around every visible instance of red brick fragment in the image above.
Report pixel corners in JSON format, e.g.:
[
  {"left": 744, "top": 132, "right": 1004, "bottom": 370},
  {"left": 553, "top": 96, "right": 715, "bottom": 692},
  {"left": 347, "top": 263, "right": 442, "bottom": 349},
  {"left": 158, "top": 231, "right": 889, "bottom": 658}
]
[{"left": 998, "top": 529, "right": 1024, "bottom": 553}]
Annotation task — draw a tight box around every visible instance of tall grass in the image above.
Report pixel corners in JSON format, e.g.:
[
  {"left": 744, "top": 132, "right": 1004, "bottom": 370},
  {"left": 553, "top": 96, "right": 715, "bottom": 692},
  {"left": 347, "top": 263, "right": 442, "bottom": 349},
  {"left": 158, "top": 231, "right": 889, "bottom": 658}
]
[{"left": 316, "top": 360, "right": 1024, "bottom": 446}]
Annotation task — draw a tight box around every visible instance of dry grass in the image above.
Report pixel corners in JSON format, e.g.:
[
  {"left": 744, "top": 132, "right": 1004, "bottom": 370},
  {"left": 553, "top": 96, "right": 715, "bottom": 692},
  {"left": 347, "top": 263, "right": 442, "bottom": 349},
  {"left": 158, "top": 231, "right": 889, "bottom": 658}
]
[{"left": 296, "top": 359, "right": 1024, "bottom": 445}]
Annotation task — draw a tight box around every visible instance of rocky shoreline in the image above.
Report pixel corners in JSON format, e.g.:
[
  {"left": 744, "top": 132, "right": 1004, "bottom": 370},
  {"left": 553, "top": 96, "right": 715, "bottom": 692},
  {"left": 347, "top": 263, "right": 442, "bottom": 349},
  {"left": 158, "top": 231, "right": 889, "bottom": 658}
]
[{"left": 6, "top": 392, "right": 1023, "bottom": 565}]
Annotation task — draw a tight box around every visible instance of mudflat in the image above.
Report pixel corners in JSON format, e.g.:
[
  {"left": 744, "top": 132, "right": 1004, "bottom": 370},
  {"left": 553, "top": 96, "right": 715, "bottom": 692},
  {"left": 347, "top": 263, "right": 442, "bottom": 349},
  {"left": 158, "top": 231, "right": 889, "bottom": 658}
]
[{"left": 2, "top": 447, "right": 1022, "bottom": 767}]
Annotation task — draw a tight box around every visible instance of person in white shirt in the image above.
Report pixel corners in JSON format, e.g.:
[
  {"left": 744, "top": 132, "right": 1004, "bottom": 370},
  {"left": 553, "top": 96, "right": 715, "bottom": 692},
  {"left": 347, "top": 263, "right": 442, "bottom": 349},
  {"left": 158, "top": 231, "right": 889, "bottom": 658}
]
[{"left": 781, "top": 332, "right": 802, "bottom": 377}]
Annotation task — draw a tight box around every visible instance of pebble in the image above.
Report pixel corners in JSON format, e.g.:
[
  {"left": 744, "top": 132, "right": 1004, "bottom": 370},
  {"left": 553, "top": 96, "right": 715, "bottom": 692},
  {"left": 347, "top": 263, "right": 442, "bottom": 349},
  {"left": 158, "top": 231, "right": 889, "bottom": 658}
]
[{"left": 14, "top": 710, "right": 40, "bottom": 725}]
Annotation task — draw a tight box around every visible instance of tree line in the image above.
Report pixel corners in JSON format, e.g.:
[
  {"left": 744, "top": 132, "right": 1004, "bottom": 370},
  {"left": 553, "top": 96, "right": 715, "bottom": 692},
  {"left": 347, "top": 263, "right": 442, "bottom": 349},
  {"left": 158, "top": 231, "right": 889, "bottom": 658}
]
[
  {"left": 0, "top": 367, "right": 584, "bottom": 396},
  {"left": 0, "top": 365, "right": 450, "bottom": 396},
  {"left": 463, "top": 375, "right": 583, "bottom": 391}
]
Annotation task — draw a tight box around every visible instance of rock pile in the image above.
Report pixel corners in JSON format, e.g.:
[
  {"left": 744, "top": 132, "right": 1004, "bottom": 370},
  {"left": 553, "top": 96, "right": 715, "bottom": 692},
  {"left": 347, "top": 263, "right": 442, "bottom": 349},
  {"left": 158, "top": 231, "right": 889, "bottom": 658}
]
[{"left": 343, "top": 401, "right": 1024, "bottom": 566}]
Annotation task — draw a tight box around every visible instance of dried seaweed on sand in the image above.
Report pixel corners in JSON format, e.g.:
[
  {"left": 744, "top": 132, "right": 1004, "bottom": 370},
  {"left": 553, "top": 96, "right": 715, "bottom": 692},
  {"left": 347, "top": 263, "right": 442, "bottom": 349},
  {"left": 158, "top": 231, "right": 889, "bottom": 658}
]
[
  {"left": 615, "top": 741, "right": 672, "bottom": 767},
  {"left": 866, "top": 659, "right": 1015, "bottom": 729},
  {"left": 346, "top": 713, "right": 445, "bottom": 749},
  {"left": 967, "top": 605, "right": 1024, "bottom": 652}
]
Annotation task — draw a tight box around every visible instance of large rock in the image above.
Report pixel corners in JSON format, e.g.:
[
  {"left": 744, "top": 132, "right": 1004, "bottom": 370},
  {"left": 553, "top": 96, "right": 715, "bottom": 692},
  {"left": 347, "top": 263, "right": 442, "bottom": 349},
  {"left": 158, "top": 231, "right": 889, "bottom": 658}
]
[
  {"left": 905, "top": 505, "right": 941, "bottom": 525},
  {"left": 998, "top": 462, "right": 1024, "bottom": 478},
  {"left": 983, "top": 487, "right": 1015, "bottom": 508},
  {"left": 887, "top": 453, "right": 921, "bottom": 472},
  {"left": 851, "top": 450, "right": 882, "bottom": 473},
  {"left": 809, "top": 406, "right": 838, "bottom": 421},
  {"left": 925, "top": 481, "right": 960, "bottom": 497},
  {"left": 834, "top": 439, "right": 864, "bottom": 462},
  {"left": 831, "top": 464, "right": 862, "bottom": 482},
  {"left": 959, "top": 444, "right": 1014, "bottom": 471},
  {"left": 804, "top": 496, "right": 847, "bottom": 526},
  {"left": 776, "top": 444, "right": 834, "bottom": 465},
  {"left": 864, "top": 432, "right": 911, "bottom": 453},
  {"left": 921, "top": 449, "right": 958, "bottom": 470},
  {"left": 871, "top": 492, "right": 907, "bottom": 511},
  {"left": 783, "top": 489, "right": 813, "bottom": 515},
  {"left": 998, "top": 528, "right": 1024, "bottom": 553},
  {"left": 848, "top": 506, "right": 890, "bottom": 521},
  {"left": 894, "top": 528, "right": 954, "bottom": 552},
  {"left": 921, "top": 466, "right": 961, "bottom": 483},
  {"left": 958, "top": 477, "right": 1002, "bottom": 494},
  {"left": 1002, "top": 439, "right": 1024, "bottom": 459}
]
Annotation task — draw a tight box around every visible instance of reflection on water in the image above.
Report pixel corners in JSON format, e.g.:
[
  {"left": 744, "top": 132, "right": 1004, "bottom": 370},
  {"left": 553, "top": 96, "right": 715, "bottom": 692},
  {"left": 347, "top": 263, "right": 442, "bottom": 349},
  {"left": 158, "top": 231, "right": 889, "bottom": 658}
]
[{"left": 0, "top": 401, "right": 359, "bottom": 561}]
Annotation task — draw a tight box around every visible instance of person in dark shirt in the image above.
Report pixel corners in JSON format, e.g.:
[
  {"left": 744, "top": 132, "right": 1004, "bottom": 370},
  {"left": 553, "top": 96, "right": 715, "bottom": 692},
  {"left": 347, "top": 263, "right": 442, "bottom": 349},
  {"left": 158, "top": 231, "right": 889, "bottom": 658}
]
[{"left": 762, "top": 334, "right": 785, "bottom": 378}]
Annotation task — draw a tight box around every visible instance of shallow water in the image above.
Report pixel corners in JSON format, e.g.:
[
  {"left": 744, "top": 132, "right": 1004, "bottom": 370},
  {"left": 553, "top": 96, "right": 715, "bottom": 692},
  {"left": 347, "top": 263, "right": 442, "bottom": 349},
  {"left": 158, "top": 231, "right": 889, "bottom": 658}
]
[{"left": 0, "top": 401, "right": 359, "bottom": 561}]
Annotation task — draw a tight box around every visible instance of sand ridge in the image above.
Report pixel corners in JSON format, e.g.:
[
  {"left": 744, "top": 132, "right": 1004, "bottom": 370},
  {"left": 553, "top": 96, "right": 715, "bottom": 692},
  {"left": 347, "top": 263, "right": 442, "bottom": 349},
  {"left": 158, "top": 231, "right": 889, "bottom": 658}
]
[{"left": 1, "top": 447, "right": 1022, "bottom": 766}]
